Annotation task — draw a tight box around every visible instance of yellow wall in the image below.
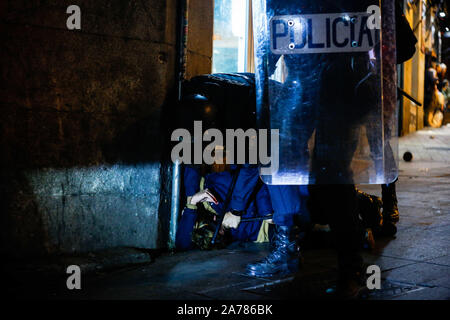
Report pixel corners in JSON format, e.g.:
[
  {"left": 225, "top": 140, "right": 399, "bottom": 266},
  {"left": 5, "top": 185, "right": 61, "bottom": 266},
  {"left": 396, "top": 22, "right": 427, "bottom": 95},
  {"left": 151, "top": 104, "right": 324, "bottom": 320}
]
[{"left": 402, "top": 0, "right": 426, "bottom": 135}]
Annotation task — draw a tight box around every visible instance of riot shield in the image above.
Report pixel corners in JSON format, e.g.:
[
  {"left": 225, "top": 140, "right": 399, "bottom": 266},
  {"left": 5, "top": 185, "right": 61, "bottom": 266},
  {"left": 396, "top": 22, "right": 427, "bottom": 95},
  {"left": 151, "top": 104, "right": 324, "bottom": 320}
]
[
  {"left": 381, "top": 0, "right": 398, "bottom": 184},
  {"left": 253, "top": 0, "right": 398, "bottom": 185}
]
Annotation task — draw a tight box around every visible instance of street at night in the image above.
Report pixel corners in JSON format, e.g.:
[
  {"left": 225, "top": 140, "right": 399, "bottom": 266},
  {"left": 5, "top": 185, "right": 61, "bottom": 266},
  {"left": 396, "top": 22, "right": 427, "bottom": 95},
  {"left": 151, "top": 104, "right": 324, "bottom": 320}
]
[{"left": 1, "top": 0, "right": 449, "bottom": 309}]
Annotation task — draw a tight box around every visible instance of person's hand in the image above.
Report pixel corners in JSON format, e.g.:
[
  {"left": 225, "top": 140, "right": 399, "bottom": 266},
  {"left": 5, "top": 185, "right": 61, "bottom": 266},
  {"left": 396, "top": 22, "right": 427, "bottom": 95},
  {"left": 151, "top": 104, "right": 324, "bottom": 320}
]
[
  {"left": 189, "top": 189, "right": 218, "bottom": 206},
  {"left": 222, "top": 212, "right": 241, "bottom": 229}
]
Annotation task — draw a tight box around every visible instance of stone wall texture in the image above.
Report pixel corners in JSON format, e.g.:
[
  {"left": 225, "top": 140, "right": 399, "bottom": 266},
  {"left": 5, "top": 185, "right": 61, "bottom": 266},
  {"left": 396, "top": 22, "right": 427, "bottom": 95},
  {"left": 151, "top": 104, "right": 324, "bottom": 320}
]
[{"left": 0, "top": 0, "right": 198, "bottom": 257}]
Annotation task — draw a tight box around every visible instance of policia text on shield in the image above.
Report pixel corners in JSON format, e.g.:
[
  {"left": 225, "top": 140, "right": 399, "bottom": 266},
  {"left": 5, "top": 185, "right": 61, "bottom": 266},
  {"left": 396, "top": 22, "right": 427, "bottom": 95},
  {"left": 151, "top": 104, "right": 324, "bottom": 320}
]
[{"left": 271, "top": 12, "right": 378, "bottom": 54}]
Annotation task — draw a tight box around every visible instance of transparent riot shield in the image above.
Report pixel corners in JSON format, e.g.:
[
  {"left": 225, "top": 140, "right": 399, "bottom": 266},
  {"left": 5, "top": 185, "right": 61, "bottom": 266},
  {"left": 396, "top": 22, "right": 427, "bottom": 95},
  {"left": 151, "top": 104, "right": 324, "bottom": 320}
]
[
  {"left": 253, "top": 0, "right": 398, "bottom": 185},
  {"left": 381, "top": 0, "right": 399, "bottom": 184}
]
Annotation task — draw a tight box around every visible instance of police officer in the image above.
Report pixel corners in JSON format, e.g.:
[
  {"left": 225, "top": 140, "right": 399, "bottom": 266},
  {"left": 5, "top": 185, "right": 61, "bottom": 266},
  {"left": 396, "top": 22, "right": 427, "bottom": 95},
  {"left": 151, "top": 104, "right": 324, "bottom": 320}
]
[{"left": 250, "top": 0, "right": 382, "bottom": 297}]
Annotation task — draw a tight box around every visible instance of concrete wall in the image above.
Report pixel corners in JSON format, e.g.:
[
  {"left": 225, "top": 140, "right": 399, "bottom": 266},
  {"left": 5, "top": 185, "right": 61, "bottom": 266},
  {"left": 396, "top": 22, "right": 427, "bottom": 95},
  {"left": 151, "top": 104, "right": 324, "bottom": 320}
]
[
  {"left": 0, "top": 0, "right": 213, "bottom": 257},
  {"left": 186, "top": 0, "right": 214, "bottom": 79}
]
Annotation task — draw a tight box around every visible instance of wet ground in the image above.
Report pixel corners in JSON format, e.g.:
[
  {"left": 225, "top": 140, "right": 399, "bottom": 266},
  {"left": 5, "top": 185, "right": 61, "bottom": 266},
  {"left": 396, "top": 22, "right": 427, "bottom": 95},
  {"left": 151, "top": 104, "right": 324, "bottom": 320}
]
[{"left": 8, "top": 125, "right": 450, "bottom": 300}]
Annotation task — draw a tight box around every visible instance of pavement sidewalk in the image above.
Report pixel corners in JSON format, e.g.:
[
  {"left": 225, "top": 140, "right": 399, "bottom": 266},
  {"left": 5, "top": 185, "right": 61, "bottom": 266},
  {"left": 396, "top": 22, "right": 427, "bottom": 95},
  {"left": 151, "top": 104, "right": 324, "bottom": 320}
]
[{"left": 6, "top": 125, "right": 450, "bottom": 300}]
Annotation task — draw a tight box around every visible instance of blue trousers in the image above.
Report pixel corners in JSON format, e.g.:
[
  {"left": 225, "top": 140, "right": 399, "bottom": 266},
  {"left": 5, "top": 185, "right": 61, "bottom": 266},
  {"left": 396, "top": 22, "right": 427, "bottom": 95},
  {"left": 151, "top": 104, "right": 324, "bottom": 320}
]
[{"left": 268, "top": 185, "right": 310, "bottom": 228}]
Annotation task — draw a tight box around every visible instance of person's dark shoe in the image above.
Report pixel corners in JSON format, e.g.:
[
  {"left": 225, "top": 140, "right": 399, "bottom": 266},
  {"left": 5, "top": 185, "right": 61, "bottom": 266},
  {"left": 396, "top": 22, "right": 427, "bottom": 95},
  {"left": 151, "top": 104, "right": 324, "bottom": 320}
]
[
  {"left": 246, "top": 225, "right": 300, "bottom": 277},
  {"left": 325, "top": 262, "right": 369, "bottom": 300},
  {"left": 381, "top": 182, "right": 399, "bottom": 223},
  {"left": 380, "top": 181, "right": 399, "bottom": 237},
  {"left": 335, "top": 270, "right": 369, "bottom": 300},
  {"left": 379, "top": 221, "right": 398, "bottom": 237}
]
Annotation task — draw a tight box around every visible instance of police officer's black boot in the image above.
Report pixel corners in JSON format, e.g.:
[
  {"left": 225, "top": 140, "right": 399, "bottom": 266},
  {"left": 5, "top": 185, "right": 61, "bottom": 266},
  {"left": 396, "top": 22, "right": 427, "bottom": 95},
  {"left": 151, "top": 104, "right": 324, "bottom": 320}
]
[
  {"left": 334, "top": 234, "right": 369, "bottom": 299},
  {"left": 318, "top": 185, "right": 368, "bottom": 299},
  {"left": 380, "top": 181, "right": 399, "bottom": 236},
  {"left": 245, "top": 225, "right": 300, "bottom": 277},
  {"left": 336, "top": 263, "right": 368, "bottom": 300}
]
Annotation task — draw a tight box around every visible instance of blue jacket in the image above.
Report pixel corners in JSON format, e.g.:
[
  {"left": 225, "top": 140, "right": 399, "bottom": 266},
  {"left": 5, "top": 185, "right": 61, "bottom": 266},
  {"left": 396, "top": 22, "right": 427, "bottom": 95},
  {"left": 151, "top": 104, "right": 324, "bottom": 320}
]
[{"left": 176, "top": 165, "right": 273, "bottom": 250}]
